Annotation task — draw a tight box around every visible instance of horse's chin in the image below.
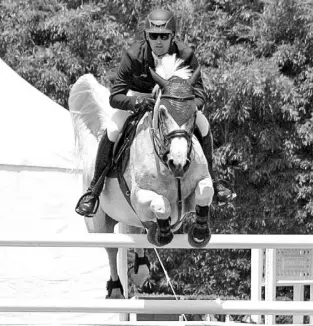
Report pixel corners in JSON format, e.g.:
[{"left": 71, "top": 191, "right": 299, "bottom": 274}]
[
  {"left": 172, "top": 168, "right": 185, "bottom": 179},
  {"left": 168, "top": 159, "right": 190, "bottom": 178}
]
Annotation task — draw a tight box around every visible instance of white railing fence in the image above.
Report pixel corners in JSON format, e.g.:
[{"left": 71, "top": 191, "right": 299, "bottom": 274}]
[{"left": 0, "top": 233, "right": 313, "bottom": 324}]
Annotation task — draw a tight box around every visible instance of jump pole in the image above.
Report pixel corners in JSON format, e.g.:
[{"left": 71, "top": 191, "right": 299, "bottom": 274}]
[
  {"left": 0, "top": 299, "right": 312, "bottom": 314},
  {"left": 0, "top": 234, "right": 313, "bottom": 249}
]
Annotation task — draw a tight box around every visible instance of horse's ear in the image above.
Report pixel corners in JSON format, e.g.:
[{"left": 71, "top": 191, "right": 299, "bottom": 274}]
[
  {"left": 149, "top": 67, "right": 167, "bottom": 89},
  {"left": 188, "top": 65, "right": 201, "bottom": 86}
]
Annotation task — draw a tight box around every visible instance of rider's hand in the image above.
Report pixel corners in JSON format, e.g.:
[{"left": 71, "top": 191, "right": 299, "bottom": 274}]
[{"left": 134, "top": 95, "right": 155, "bottom": 113}]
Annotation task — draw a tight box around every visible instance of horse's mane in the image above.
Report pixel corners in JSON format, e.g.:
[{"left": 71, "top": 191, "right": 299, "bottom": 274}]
[
  {"left": 69, "top": 54, "right": 192, "bottom": 174},
  {"left": 155, "top": 54, "right": 192, "bottom": 80}
]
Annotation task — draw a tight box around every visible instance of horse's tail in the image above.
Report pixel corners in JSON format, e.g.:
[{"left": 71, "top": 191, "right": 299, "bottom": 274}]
[{"left": 68, "top": 74, "right": 113, "bottom": 175}]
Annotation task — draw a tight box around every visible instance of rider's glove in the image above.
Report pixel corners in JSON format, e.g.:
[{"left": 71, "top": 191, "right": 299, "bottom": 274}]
[{"left": 133, "top": 95, "right": 155, "bottom": 113}]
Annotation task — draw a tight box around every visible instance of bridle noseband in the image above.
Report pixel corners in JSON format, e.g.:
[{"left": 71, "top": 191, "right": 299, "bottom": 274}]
[{"left": 160, "top": 94, "right": 195, "bottom": 101}]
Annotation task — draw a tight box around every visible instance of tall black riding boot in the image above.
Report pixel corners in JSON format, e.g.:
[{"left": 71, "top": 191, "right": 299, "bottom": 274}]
[
  {"left": 75, "top": 130, "right": 114, "bottom": 217},
  {"left": 202, "top": 131, "right": 233, "bottom": 205}
]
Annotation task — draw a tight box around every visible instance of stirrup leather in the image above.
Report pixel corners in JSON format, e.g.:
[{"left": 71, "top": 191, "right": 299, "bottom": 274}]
[{"left": 75, "top": 190, "right": 100, "bottom": 217}]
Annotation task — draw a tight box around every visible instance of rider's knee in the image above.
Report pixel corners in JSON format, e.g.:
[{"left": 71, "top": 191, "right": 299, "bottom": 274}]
[
  {"left": 107, "top": 125, "right": 120, "bottom": 142},
  {"left": 196, "top": 111, "right": 209, "bottom": 137},
  {"left": 111, "top": 109, "right": 131, "bottom": 129}
]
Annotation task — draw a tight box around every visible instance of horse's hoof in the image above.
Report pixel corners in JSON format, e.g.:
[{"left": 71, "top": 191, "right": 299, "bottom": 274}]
[
  {"left": 106, "top": 277, "right": 125, "bottom": 299},
  {"left": 188, "top": 223, "right": 211, "bottom": 248},
  {"left": 106, "top": 289, "right": 125, "bottom": 299},
  {"left": 157, "top": 232, "right": 173, "bottom": 246},
  {"left": 147, "top": 222, "right": 173, "bottom": 247}
]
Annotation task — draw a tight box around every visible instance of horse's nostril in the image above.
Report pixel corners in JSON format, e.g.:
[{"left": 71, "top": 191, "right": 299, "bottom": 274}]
[
  {"left": 183, "top": 159, "right": 191, "bottom": 173},
  {"left": 168, "top": 159, "right": 185, "bottom": 178},
  {"left": 168, "top": 159, "right": 175, "bottom": 170}
]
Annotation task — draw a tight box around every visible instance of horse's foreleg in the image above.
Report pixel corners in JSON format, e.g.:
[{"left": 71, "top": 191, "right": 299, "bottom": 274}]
[
  {"left": 188, "top": 177, "right": 214, "bottom": 248},
  {"left": 133, "top": 189, "right": 173, "bottom": 247},
  {"left": 107, "top": 247, "right": 119, "bottom": 282}
]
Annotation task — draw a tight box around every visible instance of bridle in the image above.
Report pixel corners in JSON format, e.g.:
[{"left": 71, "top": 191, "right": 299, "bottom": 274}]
[
  {"left": 150, "top": 93, "right": 196, "bottom": 167},
  {"left": 149, "top": 93, "right": 197, "bottom": 229}
]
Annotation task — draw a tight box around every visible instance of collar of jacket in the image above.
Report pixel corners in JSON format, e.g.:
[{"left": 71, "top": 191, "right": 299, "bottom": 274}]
[{"left": 143, "top": 40, "right": 177, "bottom": 71}]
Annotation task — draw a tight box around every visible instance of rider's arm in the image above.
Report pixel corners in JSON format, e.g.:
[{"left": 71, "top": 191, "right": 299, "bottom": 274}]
[{"left": 109, "top": 51, "right": 138, "bottom": 112}]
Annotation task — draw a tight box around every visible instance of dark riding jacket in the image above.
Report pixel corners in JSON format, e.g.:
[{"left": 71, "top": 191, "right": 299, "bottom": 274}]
[{"left": 109, "top": 39, "right": 207, "bottom": 112}]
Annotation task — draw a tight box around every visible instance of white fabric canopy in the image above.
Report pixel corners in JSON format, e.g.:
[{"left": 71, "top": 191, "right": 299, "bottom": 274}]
[
  {"left": 0, "top": 59, "right": 117, "bottom": 324},
  {"left": 0, "top": 59, "right": 76, "bottom": 168}
]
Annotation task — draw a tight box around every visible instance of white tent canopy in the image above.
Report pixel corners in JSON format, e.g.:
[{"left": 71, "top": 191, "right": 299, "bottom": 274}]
[
  {"left": 0, "top": 58, "right": 80, "bottom": 230},
  {"left": 0, "top": 59, "right": 75, "bottom": 168},
  {"left": 0, "top": 59, "right": 116, "bottom": 324}
]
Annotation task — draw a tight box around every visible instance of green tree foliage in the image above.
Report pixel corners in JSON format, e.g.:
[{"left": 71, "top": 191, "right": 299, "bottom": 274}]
[{"left": 1, "top": 0, "right": 313, "bottom": 303}]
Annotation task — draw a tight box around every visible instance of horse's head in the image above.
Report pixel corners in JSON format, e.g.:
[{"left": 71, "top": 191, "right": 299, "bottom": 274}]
[{"left": 150, "top": 66, "right": 201, "bottom": 178}]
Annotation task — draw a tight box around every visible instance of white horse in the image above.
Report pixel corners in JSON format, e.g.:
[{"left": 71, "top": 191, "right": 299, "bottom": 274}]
[{"left": 69, "top": 55, "right": 214, "bottom": 298}]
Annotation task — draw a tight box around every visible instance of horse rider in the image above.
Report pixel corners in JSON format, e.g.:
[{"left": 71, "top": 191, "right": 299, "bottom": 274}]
[{"left": 75, "top": 8, "right": 234, "bottom": 217}]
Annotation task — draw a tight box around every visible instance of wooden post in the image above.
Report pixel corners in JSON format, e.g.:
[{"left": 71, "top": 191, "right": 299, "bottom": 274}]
[
  {"left": 293, "top": 284, "right": 304, "bottom": 324},
  {"left": 309, "top": 284, "right": 313, "bottom": 324},
  {"left": 118, "top": 222, "right": 128, "bottom": 321},
  {"left": 265, "top": 249, "right": 276, "bottom": 325},
  {"left": 251, "top": 249, "right": 263, "bottom": 324}
]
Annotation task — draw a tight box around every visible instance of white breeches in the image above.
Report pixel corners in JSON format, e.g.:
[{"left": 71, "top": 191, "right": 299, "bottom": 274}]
[
  {"left": 195, "top": 111, "right": 209, "bottom": 137},
  {"left": 107, "top": 109, "right": 131, "bottom": 142}
]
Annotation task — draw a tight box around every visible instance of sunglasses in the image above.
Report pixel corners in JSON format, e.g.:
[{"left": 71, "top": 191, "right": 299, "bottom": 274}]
[{"left": 148, "top": 33, "right": 171, "bottom": 41}]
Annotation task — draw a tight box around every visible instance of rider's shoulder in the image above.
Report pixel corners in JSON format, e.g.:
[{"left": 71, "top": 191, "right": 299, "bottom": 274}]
[
  {"left": 173, "top": 40, "right": 194, "bottom": 59},
  {"left": 125, "top": 40, "right": 147, "bottom": 60}
]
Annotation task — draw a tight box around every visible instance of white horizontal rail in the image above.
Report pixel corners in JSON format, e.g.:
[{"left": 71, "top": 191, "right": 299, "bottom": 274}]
[
  {"left": 0, "top": 234, "right": 312, "bottom": 249},
  {"left": 0, "top": 299, "right": 312, "bottom": 314},
  {"left": 0, "top": 324, "right": 309, "bottom": 326},
  {"left": 21, "top": 324, "right": 312, "bottom": 326},
  {"left": 38, "top": 324, "right": 313, "bottom": 326}
]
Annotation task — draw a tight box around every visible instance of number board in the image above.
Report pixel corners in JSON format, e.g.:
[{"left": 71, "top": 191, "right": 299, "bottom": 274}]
[{"left": 276, "top": 249, "right": 313, "bottom": 281}]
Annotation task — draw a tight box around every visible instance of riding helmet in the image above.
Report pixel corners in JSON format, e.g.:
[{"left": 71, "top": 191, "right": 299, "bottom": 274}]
[{"left": 144, "top": 9, "right": 176, "bottom": 34}]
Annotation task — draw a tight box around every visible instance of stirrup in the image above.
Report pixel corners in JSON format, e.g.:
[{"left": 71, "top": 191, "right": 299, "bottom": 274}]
[{"left": 75, "top": 190, "right": 100, "bottom": 217}]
